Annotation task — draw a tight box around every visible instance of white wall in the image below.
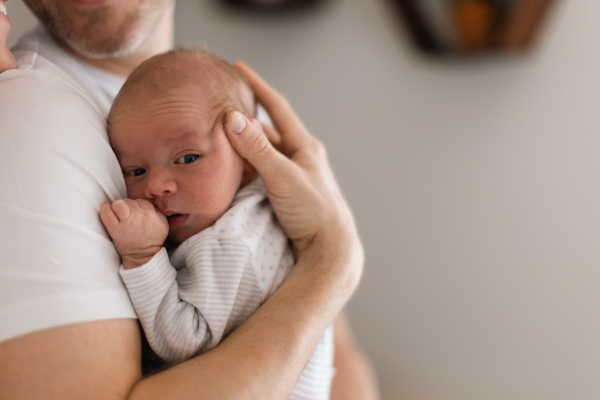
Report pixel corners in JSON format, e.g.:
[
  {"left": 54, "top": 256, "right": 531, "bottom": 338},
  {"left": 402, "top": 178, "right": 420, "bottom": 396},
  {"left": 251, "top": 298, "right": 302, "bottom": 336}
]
[{"left": 8, "top": 0, "right": 600, "bottom": 399}]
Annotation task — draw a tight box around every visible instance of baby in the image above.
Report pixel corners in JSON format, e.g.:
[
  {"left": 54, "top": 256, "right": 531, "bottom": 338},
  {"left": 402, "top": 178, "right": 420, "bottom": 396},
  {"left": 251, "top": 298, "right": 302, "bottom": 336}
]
[{"left": 100, "top": 49, "right": 334, "bottom": 400}]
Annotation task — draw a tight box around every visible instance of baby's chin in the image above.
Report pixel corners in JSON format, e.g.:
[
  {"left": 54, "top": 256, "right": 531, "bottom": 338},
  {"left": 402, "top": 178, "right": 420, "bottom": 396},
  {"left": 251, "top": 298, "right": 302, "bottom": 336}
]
[
  {"left": 167, "top": 219, "right": 214, "bottom": 246},
  {"left": 168, "top": 227, "right": 196, "bottom": 246}
]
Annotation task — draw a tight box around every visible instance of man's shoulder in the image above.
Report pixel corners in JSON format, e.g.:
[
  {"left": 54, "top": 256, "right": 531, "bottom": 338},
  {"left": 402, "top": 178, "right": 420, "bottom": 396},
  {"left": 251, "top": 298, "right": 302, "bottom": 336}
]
[
  {"left": 0, "top": 65, "right": 108, "bottom": 153},
  {"left": 0, "top": 52, "right": 125, "bottom": 231},
  {"left": 0, "top": 52, "right": 104, "bottom": 122}
]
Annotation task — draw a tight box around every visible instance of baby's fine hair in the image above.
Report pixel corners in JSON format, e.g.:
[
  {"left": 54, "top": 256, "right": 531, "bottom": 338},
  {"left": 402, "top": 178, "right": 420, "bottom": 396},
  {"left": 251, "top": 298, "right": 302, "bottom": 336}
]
[{"left": 108, "top": 47, "right": 255, "bottom": 129}]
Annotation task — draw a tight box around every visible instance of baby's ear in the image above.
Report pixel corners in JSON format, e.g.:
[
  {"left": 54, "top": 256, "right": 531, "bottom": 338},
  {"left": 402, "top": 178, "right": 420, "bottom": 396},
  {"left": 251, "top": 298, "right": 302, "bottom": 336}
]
[
  {"left": 240, "top": 160, "right": 257, "bottom": 188},
  {"left": 244, "top": 160, "right": 256, "bottom": 174},
  {"left": 240, "top": 118, "right": 260, "bottom": 178}
]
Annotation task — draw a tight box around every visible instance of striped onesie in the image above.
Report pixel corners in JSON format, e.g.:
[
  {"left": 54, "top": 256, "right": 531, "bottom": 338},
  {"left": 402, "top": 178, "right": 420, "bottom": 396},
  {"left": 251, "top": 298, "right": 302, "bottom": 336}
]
[{"left": 120, "top": 178, "right": 335, "bottom": 400}]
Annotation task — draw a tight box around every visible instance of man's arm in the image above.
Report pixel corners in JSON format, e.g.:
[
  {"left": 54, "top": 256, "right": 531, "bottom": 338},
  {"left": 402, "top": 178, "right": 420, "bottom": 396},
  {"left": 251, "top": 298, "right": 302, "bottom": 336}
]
[
  {"left": 0, "top": 232, "right": 357, "bottom": 400},
  {"left": 0, "top": 320, "right": 142, "bottom": 400},
  {"left": 0, "top": 312, "right": 380, "bottom": 400},
  {"left": 330, "top": 313, "right": 381, "bottom": 400}
]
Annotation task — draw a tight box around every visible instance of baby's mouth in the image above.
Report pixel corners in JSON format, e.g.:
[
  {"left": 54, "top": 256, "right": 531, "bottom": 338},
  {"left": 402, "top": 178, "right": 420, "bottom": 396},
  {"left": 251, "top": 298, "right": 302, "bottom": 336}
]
[
  {"left": 167, "top": 214, "right": 189, "bottom": 227},
  {"left": 1, "top": 1, "right": 8, "bottom": 17}
]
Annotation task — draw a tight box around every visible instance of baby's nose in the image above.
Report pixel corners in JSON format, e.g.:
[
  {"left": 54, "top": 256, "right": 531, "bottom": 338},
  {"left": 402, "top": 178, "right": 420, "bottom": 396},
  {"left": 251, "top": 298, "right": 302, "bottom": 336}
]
[{"left": 145, "top": 169, "right": 177, "bottom": 198}]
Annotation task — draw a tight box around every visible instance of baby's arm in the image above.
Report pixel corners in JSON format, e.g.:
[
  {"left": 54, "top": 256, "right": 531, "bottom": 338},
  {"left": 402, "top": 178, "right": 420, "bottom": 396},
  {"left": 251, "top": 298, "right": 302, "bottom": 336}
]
[
  {"left": 118, "top": 248, "right": 213, "bottom": 365},
  {"left": 100, "top": 199, "right": 212, "bottom": 363},
  {"left": 99, "top": 198, "right": 169, "bottom": 270},
  {"left": 100, "top": 199, "right": 252, "bottom": 365},
  {"left": 119, "top": 237, "right": 253, "bottom": 365}
]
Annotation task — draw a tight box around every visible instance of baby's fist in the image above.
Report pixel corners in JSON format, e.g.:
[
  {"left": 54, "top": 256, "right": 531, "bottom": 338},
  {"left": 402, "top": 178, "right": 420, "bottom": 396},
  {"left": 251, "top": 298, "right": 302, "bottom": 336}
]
[{"left": 100, "top": 198, "right": 169, "bottom": 269}]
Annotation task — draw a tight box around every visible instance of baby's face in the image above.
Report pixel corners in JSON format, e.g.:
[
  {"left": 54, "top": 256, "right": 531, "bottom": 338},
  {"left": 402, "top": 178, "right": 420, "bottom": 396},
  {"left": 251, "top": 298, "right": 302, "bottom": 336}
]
[{"left": 110, "top": 81, "right": 254, "bottom": 245}]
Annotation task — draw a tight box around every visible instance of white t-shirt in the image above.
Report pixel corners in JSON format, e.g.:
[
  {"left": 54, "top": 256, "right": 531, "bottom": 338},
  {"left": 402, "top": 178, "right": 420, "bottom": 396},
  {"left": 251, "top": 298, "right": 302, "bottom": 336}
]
[{"left": 0, "top": 27, "right": 136, "bottom": 343}]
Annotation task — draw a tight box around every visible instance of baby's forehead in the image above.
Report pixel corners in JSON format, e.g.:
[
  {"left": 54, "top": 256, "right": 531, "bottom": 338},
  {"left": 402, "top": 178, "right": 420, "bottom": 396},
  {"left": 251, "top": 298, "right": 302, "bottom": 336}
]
[
  {"left": 130, "top": 60, "right": 249, "bottom": 110},
  {"left": 109, "top": 50, "right": 255, "bottom": 135},
  {"left": 164, "top": 73, "right": 243, "bottom": 106}
]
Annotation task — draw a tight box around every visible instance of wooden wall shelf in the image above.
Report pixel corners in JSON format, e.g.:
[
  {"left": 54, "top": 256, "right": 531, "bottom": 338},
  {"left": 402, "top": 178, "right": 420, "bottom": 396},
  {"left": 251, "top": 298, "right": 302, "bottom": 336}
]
[{"left": 391, "top": 0, "right": 556, "bottom": 55}]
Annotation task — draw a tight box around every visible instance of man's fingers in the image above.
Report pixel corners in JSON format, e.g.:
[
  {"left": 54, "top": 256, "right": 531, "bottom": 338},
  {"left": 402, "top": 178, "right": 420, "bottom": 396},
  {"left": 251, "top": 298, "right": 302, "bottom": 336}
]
[
  {"left": 225, "top": 111, "right": 295, "bottom": 186},
  {"left": 250, "top": 118, "right": 262, "bottom": 130},
  {"left": 111, "top": 199, "right": 131, "bottom": 221},
  {"left": 260, "top": 122, "right": 282, "bottom": 150},
  {"left": 100, "top": 202, "right": 120, "bottom": 229},
  {"left": 234, "top": 62, "right": 291, "bottom": 117},
  {"left": 233, "top": 62, "right": 312, "bottom": 155},
  {"left": 250, "top": 118, "right": 282, "bottom": 150}
]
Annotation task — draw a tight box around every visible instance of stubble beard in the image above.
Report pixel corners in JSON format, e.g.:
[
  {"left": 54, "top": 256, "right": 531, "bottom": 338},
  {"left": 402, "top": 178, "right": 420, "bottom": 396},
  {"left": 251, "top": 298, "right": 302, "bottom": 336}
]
[{"left": 36, "top": 0, "right": 167, "bottom": 59}]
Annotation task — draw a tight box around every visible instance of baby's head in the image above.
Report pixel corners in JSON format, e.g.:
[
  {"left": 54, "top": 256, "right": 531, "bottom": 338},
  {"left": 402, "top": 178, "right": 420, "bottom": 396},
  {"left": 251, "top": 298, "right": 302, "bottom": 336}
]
[{"left": 108, "top": 49, "right": 256, "bottom": 245}]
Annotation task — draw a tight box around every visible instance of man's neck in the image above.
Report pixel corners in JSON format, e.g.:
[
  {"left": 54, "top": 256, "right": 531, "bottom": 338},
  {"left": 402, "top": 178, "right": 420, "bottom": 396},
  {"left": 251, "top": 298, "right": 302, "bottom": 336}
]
[{"left": 63, "top": 5, "right": 175, "bottom": 77}]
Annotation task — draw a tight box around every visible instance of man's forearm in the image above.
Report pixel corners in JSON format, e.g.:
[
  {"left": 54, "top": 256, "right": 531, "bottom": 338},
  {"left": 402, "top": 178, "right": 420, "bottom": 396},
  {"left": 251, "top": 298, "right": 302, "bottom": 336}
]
[
  {"left": 0, "top": 319, "right": 143, "bottom": 400},
  {"left": 0, "top": 214, "right": 362, "bottom": 400},
  {"left": 129, "top": 240, "right": 363, "bottom": 399},
  {"left": 330, "top": 313, "right": 380, "bottom": 400}
]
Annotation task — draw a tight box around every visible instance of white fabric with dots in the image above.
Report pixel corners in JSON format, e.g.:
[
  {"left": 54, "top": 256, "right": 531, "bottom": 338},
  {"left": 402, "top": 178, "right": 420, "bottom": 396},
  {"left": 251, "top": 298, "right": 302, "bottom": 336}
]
[{"left": 120, "top": 178, "right": 335, "bottom": 399}]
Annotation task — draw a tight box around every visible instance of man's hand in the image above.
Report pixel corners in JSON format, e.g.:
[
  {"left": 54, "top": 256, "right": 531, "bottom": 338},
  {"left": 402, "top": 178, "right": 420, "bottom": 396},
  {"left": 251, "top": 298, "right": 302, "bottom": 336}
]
[
  {"left": 100, "top": 199, "right": 168, "bottom": 269},
  {"left": 224, "top": 63, "right": 363, "bottom": 270}
]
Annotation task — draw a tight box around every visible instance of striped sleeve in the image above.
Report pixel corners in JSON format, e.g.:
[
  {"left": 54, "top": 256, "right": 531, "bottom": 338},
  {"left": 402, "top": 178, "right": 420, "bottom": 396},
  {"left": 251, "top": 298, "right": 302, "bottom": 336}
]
[
  {"left": 290, "top": 325, "right": 336, "bottom": 400},
  {"left": 120, "top": 236, "right": 254, "bottom": 365}
]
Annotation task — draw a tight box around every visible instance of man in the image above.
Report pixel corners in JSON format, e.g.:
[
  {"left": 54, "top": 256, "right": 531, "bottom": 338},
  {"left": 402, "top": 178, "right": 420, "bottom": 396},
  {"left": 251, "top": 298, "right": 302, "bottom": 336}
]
[{"left": 0, "top": 1, "right": 378, "bottom": 399}]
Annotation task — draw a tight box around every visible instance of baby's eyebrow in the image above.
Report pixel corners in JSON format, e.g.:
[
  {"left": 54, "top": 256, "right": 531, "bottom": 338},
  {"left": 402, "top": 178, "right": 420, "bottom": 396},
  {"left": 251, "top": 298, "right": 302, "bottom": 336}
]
[
  {"left": 210, "top": 94, "right": 235, "bottom": 112},
  {"left": 174, "top": 130, "right": 202, "bottom": 142},
  {"left": 113, "top": 149, "right": 132, "bottom": 161}
]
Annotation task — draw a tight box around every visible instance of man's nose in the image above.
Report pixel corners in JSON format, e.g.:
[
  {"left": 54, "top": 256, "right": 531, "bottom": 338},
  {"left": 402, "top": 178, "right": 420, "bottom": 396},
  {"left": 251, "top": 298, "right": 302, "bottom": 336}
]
[{"left": 144, "top": 168, "right": 177, "bottom": 199}]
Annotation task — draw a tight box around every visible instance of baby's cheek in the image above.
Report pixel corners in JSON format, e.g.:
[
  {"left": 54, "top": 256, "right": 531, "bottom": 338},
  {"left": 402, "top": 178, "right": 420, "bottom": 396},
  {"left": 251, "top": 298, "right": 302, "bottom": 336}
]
[
  {"left": 125, "top": 181, "right": 144, "bottom": 200},
  {"left": 192, "top": 189, "right": 230, "bottom": 218}
]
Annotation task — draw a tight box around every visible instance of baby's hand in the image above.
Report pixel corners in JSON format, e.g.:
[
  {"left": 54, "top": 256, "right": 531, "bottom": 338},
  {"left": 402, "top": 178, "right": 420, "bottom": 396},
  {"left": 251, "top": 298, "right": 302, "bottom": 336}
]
[{"left": 100, "top": 199, "right": 169, "bottom": 270}]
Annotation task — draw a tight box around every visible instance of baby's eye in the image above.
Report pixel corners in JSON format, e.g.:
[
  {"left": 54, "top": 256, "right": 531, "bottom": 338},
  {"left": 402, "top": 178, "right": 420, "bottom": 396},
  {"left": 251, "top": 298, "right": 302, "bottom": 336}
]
[
  {"left": 126, "top": 168, "right": 146, "bottom": 177},
  {"left": 176, "top": 154, "right": 200, "bottom": 164}
]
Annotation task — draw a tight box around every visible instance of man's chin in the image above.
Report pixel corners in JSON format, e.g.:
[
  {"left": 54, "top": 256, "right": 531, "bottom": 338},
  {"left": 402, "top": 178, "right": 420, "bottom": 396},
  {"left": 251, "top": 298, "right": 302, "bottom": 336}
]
[
  {"left": 58, "top": 30, "right": 147, "bottom": 60},
  {"left": 32, "top": 0, "right": 169, "bottom": 61}
]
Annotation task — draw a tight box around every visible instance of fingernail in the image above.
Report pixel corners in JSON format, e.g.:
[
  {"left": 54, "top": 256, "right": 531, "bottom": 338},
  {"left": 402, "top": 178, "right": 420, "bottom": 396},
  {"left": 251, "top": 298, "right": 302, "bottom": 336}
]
[{"left": 230, "top": 112, "right": 247, "bottom": 135}]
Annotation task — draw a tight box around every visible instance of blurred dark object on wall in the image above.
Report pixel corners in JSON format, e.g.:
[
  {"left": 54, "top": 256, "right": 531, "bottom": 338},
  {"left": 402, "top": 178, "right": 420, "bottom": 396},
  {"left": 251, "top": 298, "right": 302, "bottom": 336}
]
[
  {"left": 453, "top": 0, "right": 496, "bottom": 51},
  {"left": 391, "top": 0, "right": 556, "bottom": 55},
  {"left": 224, "top": 0, "right": 322, "bottom": 13}
]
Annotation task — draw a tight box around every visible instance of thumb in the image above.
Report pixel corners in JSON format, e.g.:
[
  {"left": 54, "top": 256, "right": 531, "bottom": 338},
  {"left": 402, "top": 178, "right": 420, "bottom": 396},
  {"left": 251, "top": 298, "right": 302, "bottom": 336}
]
[{"left": 224, "top": 111, "right": 294, "bottom": 186}]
